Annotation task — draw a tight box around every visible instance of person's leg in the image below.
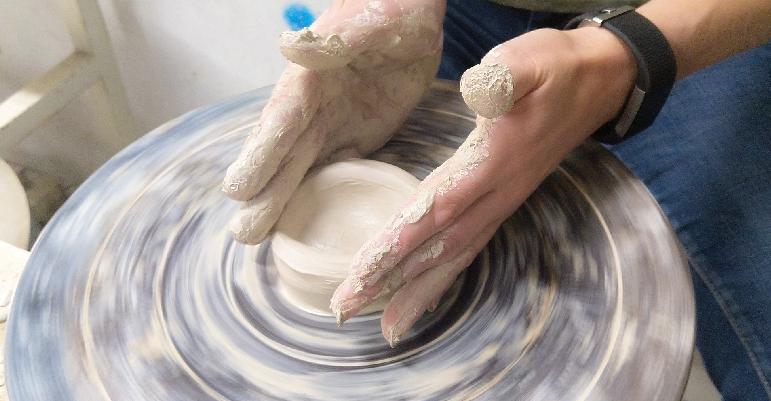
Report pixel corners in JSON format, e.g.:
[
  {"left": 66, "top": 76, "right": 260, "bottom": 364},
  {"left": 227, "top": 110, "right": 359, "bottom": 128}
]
[
  {"left": 610, "top": 43, "right": 771, "bottom": 401},
  {"left": 438, "top": 0, "right": 573, "bottom": 80}
]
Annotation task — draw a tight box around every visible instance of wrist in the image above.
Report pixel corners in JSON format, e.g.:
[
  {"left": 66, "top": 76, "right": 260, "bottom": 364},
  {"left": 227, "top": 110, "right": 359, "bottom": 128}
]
[
  {"left": 635, "top": 4, "right": 683, "bottom": 78},
  {"left": 567, "top": 27, "right": 638, "bottom": 124},
  {"left": 636, "top": 1, "right": 709, "bottom": 79}
]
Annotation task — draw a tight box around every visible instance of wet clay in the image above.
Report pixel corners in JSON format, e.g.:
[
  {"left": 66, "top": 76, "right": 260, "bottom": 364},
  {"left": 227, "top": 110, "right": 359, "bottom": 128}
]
[
  {"left": 280, "top": 28, "right": 352, "bottom": 70},
  {"left": 272, "top": 159, "right": 419, "bottom": 314},
  {"left": 341, "top": 118, "right": 492, "bottom": 302},
  {"left": 460, "top": 63, "right": 515, "bottom": 119}
]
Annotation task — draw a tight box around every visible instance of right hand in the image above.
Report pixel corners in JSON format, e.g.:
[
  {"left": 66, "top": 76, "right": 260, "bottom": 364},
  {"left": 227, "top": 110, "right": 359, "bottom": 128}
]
[
  {"left": 331, "top": 27, "right": 637, "bottom": 344},
  {"left": 223, "top": 0, "right": 445, "bottom": 244}
]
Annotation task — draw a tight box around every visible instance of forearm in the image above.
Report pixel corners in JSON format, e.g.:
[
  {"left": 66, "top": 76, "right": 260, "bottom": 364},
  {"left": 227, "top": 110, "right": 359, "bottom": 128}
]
[{"left": 638, "top": 0, "right": 771, "bottom": 79}]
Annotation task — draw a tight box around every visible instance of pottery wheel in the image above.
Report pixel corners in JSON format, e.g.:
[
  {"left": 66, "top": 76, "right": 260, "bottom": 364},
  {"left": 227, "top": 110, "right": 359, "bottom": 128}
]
[{"left": 6, "top": 81, "right": 694, "bottom": 401}]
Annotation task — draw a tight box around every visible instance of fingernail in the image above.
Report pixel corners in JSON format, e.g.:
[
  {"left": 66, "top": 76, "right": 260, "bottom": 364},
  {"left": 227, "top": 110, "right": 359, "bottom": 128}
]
[
  {"left": 222, "top": 167, "right": 250, "bottom": 200},
  {"left": 387, "top": 330, "right": 401, "bottom": 348},
  {"left": 331, "top": 294, "right": 373, "bottom": 326},
  {"left": 335, "top": 308, "right": 344, "bottom": 327},
  {"left": 427, "top": 299, "right": 440, "bottom": 313},
  {"left": 330, "top": 296, "right": 350, "bottom": 326}
]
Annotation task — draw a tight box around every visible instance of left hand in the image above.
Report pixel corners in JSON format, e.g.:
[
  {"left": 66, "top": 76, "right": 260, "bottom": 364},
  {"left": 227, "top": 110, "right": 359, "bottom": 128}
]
[
  {"left": 330, "top": 27, "right": 637, "bottom": 345},
  {"left": 223, "top": 0, "right": 444, "bottom": 244}
]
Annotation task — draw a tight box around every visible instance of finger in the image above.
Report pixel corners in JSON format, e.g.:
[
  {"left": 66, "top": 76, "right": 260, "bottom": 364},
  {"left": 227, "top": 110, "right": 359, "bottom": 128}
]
[
  {"left": 280, "top": 28, "right": 353, "bottom": 70},
  {"left": 330, "top": 168, "right": 480, "bottom": 318},
  {"left": 229, "top": 91, "right": 354, "bottom": 243},
  {"left": 318, "top": 52, "right": 441, "bottom": 165},
  {"left": 331, "top": 138, "right": 497, "bottom": 323},
  {"left": 379, "top": 225, "right": 496, "bottom": 347},
  {"left": 331, "top": 211, "right": 501, "bottom": 325},
  {"left": 459, "top": 42, "right": 542, "bottom": 119},
  {"left": 399, "top": 190, "right": 507, "bottom": 281},
  {"left": 330, "top": 117, "right": 497, "bottom": 323},
  {"left": 228, "top": 127, "right": 323, "bottom": 244},
  {"left": 280, "top": 2, "right": 443, "bottom": 70},
  {"left": 426, "top": 294, "right": 442, "bottom": 313},
  {"left": 278, "top": 0, "right": 369, "bottom": 70},
  {"left": 341, "top": 121, "right": 496, "bottom": 294},
  {"left": 222, "top": 67, "right": 322, "bottom": 201},
  {"left": 424, "top": 220, "right": 500, "bottom": 314},
  {"left": 329, "top": 268, "right": 403, "bottom": 326}
]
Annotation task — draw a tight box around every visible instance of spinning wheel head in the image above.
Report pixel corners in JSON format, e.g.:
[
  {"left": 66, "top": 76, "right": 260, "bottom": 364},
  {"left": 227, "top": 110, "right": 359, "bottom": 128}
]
[{"left": 7, "top": 81, "right": 694, "bottom": 401}]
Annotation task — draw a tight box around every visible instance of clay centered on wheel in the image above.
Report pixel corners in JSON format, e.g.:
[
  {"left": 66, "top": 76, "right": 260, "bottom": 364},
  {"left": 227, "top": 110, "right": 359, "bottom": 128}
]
[{"left": 271, "top": 159, "right": 419, "bottom": 315}]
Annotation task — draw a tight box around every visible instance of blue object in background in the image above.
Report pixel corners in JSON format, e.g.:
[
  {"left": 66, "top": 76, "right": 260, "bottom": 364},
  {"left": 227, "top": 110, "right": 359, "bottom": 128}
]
[{"left": 284, "top": 3, "right": 316, "bottom": 30}]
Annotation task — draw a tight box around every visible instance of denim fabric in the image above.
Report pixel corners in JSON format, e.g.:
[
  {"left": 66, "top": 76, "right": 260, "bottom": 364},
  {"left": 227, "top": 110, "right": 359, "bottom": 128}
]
[
  {"left": 439, "top": 1, "right": 771, "bottom": 400},
  {"left": 438, "top": 0, "right": 575, "bottom": 81},
  {"left": 610, "top": 45, "right": 771, "bottom": 401}
]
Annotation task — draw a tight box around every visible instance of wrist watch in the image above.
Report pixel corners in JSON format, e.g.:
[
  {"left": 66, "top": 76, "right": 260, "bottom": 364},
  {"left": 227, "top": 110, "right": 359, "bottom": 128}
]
[{"left": 565, "top": 6, "right": 677, "bottom": 144}]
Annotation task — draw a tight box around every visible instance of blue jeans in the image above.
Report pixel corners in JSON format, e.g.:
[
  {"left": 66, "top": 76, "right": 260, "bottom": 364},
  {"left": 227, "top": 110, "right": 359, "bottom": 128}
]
[{"left": 438, "top": 1, "right": 771, "bottom": 400}]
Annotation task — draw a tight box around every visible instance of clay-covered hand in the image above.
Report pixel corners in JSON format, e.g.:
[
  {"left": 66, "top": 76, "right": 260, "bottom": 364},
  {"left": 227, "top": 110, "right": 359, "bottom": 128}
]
[
  {"left": 331, "top": 27, "right": 638, "bottom": 345},
  {"left": 223, "top": 0, "right": 445, "bottom": 244}
]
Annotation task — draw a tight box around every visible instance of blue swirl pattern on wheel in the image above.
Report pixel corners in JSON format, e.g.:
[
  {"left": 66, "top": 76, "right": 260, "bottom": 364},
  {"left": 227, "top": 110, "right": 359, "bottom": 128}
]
[{"left": 7, "top": 82, "right": 694, "bottom": 401}]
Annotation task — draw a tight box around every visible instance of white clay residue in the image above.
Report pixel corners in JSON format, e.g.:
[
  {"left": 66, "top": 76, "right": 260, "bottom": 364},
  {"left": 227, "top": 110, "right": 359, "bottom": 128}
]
[
  {"left": 280, "top": 28, "right": 352, "bottom": 70},
  {"left": 434, "top": 119, "right": 492, "bottom": 197},
  {"left": 460, "top": 63, "right": 515, "bottom": 119},
  {"left": 418, "top": 239, "right": 445, "bottom": 263},
  {"left": 346, "top": 118, "right": 492, "bottom": 298},
  {"left": 399, "top": 191, "right": 435, "bottom": 225},
  {"left": 349, "top": 236, "right": 398, "bottom": 293},
  {"left": 353, "top": 1, "right": 389, "bottom": 27}
]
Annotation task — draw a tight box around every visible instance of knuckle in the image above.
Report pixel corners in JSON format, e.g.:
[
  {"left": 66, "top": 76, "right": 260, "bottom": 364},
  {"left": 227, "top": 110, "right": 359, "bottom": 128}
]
[
  {"left": 432, "top": 194, "right": 464, "bottom": 227},
  {"left": 438, "top": 232, "right": 463, "bottom": 261}
]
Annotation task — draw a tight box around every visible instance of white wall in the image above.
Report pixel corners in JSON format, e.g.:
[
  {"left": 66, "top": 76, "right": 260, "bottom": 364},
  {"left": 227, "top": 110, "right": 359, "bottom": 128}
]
[{"left": 0, "top": 0, "right": 329, "bottom": 186}]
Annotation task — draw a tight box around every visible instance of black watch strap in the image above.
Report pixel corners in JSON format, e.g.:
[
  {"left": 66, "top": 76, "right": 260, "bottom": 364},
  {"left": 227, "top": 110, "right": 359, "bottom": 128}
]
[{"left": 565, "top": 7, "right": 677, "bottom": 144}]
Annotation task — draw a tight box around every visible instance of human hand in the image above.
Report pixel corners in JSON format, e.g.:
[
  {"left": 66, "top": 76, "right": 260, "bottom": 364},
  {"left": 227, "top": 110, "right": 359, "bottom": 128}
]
[
  {"left": 223, "top": 0, "right": 445, "bottom": 244},
  {"left": 331, "top": 27, "right": 637, "bottom": 345}
]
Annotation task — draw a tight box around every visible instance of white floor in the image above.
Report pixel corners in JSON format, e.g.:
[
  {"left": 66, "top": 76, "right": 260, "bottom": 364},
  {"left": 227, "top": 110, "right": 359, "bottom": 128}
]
[{"left": 683, "top": 350, "right": 722, "bottom": 401}]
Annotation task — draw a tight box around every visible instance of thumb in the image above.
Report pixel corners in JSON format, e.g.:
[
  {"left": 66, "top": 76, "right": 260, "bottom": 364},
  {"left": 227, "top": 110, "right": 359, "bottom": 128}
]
[
  {"left": 279, "top": 28, "right": 353, "bottom": 71},
  {"left": 280, "top": 1, "right": 443, "bottom": 71},
  {"left": 459, "top": 43, "right": 542, "bottom": 118},
  {"left": 279, "top": 2, "right": 386, "bottom": 70}
]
